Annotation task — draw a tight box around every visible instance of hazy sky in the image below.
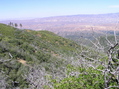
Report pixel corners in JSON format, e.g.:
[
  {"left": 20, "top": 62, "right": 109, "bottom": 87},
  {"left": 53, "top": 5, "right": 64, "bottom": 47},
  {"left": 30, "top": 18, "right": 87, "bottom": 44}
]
[{"left": 0, "top": 0, "right": 119, "bottom": 20}]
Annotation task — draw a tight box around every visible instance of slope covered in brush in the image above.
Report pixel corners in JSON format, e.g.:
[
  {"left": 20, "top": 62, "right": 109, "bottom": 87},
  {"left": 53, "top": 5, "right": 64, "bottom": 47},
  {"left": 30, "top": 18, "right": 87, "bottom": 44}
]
[
  {"left": 0, "top": 23, "right": 111, "bottom": 89},
  {"left": 0, "top": 23, "right": 82, "bottom": 88}
]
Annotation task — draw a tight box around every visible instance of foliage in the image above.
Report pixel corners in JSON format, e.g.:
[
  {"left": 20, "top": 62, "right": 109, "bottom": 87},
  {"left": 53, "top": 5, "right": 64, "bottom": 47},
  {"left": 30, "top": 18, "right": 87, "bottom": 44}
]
[
  {"left": 0, "top": 23, "right": 81, "bottom": 88},
  {"left": 53, "top": 67, "right": 104, "bottom": 89}
]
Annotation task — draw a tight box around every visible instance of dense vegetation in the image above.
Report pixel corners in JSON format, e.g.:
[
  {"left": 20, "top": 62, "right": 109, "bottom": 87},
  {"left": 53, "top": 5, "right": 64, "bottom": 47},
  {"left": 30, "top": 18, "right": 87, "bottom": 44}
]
[
  {"left": 0, "top": 23, "right": 81, "bottom": 88},
  {"left": 0, "top": 23, "right": 119, "bottom": 89}
]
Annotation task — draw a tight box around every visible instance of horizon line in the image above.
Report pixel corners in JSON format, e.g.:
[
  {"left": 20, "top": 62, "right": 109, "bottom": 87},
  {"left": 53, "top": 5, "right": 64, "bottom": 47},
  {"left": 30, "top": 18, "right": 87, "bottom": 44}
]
[{"left": 0, "top": 12, "right": 119, "bottom": 21}]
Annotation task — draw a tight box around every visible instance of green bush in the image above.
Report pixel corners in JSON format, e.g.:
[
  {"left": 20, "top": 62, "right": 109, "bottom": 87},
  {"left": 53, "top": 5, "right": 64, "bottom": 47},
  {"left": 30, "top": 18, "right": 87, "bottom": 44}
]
[{"left": 53, "top": 67, "right": 104, "bottom": 89}]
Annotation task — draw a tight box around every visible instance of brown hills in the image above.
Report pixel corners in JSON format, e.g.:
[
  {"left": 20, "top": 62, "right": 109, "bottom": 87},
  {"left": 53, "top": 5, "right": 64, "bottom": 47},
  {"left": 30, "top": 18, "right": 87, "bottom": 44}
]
[{"left": 1, "top": 13, "right": 119, "bottom": 34}]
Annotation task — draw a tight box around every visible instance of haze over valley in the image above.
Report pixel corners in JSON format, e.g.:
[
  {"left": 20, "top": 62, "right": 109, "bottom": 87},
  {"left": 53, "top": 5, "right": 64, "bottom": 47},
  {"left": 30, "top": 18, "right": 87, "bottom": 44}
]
[
  {"left": 1, "top": 13, "right": 119, "bottom": 42},
  {"left": 1, "top": 13, "right": 119, "bottom": 32}
]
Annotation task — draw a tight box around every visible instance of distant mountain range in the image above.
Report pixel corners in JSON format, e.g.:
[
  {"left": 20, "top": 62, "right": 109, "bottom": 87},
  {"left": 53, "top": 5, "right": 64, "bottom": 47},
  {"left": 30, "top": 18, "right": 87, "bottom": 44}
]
[{"left": 1, "top": 13, "right": 119, "bottom": 33}]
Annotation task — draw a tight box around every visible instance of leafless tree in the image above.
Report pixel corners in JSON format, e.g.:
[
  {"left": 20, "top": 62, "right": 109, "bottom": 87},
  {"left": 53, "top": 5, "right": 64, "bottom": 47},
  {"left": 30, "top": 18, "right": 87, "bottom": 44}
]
[
  {"left": 23, "top": 65, "right": 53, "bottom": 89},
  {"left": 69, "top": 27, "right": 119, "bottom": 89},
  {"left": 83, "top": 29, "right": 119, "bottom": 89}
]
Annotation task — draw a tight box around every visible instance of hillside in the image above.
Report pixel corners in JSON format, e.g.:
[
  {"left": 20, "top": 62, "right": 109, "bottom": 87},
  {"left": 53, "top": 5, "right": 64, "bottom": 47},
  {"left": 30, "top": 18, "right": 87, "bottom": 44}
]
[
  {"left": 0, "top": 23, "right": 119, "bottom": 89},
  {"left": 0, "top": 23, "right": 83, "bottom": 88}
]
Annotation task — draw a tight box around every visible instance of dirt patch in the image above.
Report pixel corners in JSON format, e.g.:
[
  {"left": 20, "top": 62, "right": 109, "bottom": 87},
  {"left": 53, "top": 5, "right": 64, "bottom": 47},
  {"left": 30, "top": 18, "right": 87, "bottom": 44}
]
[{"left": 18, "top": 59, "right": 27, "bottom": 65}]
